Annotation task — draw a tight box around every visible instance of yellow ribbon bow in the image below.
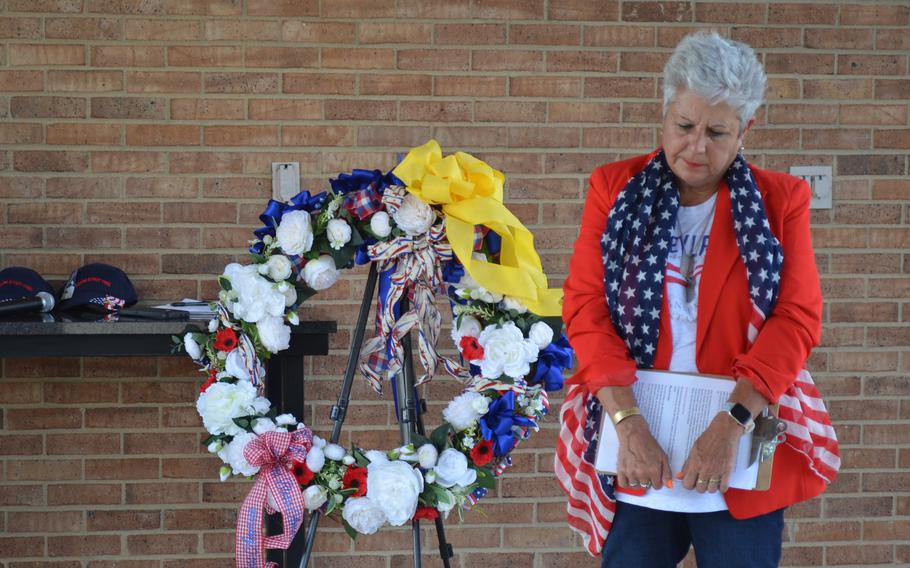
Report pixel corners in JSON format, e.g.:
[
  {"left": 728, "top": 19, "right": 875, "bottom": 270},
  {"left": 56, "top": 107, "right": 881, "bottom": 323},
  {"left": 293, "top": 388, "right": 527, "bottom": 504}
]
[{"left": 393, "top": 140, "right": 563, "bottom": 317}]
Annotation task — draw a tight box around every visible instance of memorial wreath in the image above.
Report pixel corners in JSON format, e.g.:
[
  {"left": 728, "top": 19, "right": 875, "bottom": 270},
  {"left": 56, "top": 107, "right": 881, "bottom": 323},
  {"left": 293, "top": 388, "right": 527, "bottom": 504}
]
[{"left": 180, "top": 140, "right": 572, "bottom": 565}]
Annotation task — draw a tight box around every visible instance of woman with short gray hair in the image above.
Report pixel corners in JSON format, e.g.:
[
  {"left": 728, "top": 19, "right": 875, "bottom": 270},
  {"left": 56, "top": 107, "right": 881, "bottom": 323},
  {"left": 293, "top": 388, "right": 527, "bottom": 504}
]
[{"left": 557, "top": 31, "right": 839, "bottom": 567}]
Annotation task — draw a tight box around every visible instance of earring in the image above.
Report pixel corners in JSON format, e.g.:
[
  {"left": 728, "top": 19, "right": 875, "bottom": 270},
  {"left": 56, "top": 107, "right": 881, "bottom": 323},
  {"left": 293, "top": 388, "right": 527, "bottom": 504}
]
[{"left": 739, "top": 145, "right": 745, "bottom": 153}]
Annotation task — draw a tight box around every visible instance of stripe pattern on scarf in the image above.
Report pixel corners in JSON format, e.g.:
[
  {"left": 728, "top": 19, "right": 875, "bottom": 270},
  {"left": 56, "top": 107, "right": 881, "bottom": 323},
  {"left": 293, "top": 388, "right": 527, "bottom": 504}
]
[{"left": 555, "top": 151, "right": 840, "bottom": 556}]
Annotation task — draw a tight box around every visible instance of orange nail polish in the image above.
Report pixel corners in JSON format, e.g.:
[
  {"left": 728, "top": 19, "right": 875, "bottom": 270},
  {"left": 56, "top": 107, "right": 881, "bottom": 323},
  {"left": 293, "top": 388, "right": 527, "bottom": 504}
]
[
  {"left": 675, "top": 472, "right": 683, "bottom": 479},
  {"left": 666, "top": 480, "right": 674, "bottom": 488}
]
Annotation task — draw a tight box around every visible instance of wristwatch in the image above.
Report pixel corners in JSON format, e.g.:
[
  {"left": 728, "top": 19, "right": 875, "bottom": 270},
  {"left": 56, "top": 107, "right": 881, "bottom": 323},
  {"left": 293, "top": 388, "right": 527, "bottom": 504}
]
[{"left": 721, "top": 402, "right": 755, "bottom": 433}]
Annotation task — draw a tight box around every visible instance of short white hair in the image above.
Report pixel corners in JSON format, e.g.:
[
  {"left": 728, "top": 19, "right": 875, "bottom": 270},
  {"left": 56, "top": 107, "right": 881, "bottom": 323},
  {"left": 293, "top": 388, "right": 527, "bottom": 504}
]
[{"left": 662, "top": 31, "right": 766, "bottom": 130}]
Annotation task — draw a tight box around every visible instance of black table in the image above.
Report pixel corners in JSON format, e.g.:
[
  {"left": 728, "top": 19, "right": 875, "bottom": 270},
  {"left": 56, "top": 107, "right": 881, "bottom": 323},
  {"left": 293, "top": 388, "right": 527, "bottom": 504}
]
[{"left": 0, "top": 313, "right": 336, "bottom": 566}]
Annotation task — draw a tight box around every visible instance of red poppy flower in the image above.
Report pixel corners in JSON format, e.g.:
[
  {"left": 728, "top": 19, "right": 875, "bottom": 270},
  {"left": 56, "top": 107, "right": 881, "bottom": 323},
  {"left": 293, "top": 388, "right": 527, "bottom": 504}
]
[
  {"left": 213, "top": 327, "right": 238, "bottom": 352},
  {"left": 342, "top": 466, "right": 368, "bottom": 497},
  {"left": 200, "top": 376, "right": 216, "bottom": 393},
  {"left": 459, "top": 336, "right": 484, "bottom": 360},
  {"left": 412, "top": 506, "right": 439, "bottom": 522},
  {"left": 470, "top": 439, "right": 495, "bottom": 467},
  {"left": 291, "top": 460, "right": 314, "bottom": 486}
]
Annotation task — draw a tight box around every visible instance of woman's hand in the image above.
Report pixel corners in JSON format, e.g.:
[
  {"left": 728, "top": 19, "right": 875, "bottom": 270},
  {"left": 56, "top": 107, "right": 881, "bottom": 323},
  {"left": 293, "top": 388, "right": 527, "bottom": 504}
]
[
  {"left": 616, "top": 416, "right": 673, "bottom": 490},
  {"left": 679, "top": 414, "right": 742, "bottom": 494}
]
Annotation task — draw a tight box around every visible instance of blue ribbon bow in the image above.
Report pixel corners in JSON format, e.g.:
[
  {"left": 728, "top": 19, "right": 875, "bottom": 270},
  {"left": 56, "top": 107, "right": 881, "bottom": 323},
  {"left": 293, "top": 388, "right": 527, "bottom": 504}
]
[
  {"left": 480, "top": 391, "right": 534, "bottom": 456},
  {"left": 530, "top": 334, "right": 573, "bottom": 392}
]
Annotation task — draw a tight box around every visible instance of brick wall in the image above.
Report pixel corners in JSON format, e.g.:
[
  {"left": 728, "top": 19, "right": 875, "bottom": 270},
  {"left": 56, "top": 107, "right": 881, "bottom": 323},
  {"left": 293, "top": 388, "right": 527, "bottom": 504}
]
[{"left": 0, "top": 1, "right": 908, "bottom": 566}]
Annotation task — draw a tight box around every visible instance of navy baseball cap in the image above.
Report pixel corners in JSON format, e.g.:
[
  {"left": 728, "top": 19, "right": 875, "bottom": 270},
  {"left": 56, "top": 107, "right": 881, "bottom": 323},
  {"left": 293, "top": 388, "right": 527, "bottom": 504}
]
[
  {"left": 0, "top": 267, "right": 54, "bottom": 303},
  {"left": 57, "top": 263, "right": 137, "bottom": 312}
]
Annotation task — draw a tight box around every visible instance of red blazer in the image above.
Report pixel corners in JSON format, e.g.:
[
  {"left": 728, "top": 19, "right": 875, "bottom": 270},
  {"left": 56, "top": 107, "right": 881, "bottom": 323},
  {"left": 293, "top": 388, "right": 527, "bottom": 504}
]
[{"left": 563, "top": 151, "right": 827, "bottom": 518}]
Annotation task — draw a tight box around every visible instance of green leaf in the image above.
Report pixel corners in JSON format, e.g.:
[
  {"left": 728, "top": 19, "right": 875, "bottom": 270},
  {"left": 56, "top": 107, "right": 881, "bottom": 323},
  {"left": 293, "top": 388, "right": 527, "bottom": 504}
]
[
  {"left": 201, "top": 434, "right": 217, "bottom": 447},
  {"left": 430, "top": 423, "right": 452, "bottom": 450},
  {"left": 325, "top": 496, "right": 336, "bottom": 516},
  {"left": 218, "top": 276, "right": 232, "bottom": 292},
  {"left": 343, "top": 519, "right": 359, "bottom": 541},
  {"left": 474, "top": 466, "right": 496, "bottom": 490},
  {"left": 352, "top": 447, "right": 370, "bottom": 468}
]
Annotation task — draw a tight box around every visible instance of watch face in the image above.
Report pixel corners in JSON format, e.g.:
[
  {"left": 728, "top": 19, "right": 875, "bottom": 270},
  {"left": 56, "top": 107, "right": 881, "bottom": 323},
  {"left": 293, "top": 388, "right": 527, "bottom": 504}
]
[{"left": 730, "top": 403, "right": 752, "bottom": 424}]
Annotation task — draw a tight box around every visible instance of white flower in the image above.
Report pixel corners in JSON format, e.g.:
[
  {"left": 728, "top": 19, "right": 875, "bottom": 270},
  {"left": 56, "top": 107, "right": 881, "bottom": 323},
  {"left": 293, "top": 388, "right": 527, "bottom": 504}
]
[
  {"left": 450, "top": 315, "right": 482, "bottom": 345},
  {"left": 528, "top": 321, "right": 554, "bottom": 349},
  {"left": 435, "top": 489, "right": 456, "bottom": 513},
  {"left": 342, "top": 497, "right": 387, "bottom": 535},
  {"left": 266, "top": 255, "right": 292, "bottom": 281},
  {"left": 417, "top": 444, "right": 438, "bottom": 469},
  {"left": 324, "top": 443, "right": 345, "bottom": 461},
  {"left": 302, "top": 485, "right": 328, "bottom": 511},
  {"left": 217, "top": 432, "right": 260, "bottom": 477},
  {"left": 312, "top": 435, "right": 326, "bottom": 448},
  {"left": 288, "top": 311, "right": 299, "bottom": 326},
  {"left": 366, "top": 460, "right": 424, "bottom": 526},
  {"left": 454, "top": 272, "right": 502, "bottom": 304},
  {"left": 219, "top": 464, "right": 232, "bottom": 482},
  {"left": 207, "top": 440, "right": 223, "bottom": 453},
  {"left": 443, "top": 391, "right": 487, "bottom": 432},
  {"left": 424, "top": 469, "right": 437, "bottom": 484},
  {"left": 343, "top": 455, "right": 355, "bottom": 465},
  {"left": 222, "top": 263, "right": 286, "bottom": 323},
  {"left": 256, "top": 316, "right": 291, "bottom": 354},
  {"left": 364, "top": 450, "right": 389, "bottom": 464},
  {"left": 275, "top": 210, "right": 314, "bottom": 256},
  {"left": 370, "top": 210, "right": 392, "bottom": 238},
  {"left": 476, "top": 321, "right": 539, "bottom": 379},
  {"left": 196, "top": 380, "right": 260, "bottom": 436},
  {"left": 281, "top": 285, "right": 297, "bottom": 307},
  {"left": 501, "top": 296, "right": 528, "bottom": 314},
  {"left": 327, "top": 476, "right": 342, "bottom": 490},
  {"left": 302, "top": 255, "right": 340, "bottom": 291},
  {"left": 183, "top": 333, "right": 202, "bottom": 360},
  {"left": 392, "top": 193, "right": 435, "bottom": 235},
  {"left": 224, "top": 347, "right": 265, "bottom": 382},
  {"left": 433, "top": 448, "right": 476, "bottom": 488},
  {"left": 275, "top": 413, "right": 296, "bottom": 426},
  {"left": 207, "top": 318, "right": 219, "bottom": 333},
  {"left": 326, "top": 219, "right": 352, "bottom": 250},
  {"left": 306, "top": 446, "right": 325, "bottom": 473},
  {"left": 252, "top": 418, "right": 277, "bottom": 435}
]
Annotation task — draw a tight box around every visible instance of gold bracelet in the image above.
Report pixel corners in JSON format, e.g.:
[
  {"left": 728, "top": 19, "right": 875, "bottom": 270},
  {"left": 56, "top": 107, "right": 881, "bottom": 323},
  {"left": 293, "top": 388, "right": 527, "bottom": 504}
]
[{"left": 611, "top": 406, "right": 641, "bottom": 426}]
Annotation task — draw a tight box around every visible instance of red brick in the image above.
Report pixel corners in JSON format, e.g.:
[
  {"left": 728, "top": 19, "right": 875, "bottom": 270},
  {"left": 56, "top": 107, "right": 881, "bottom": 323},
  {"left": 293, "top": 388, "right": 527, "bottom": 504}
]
[
  {"left": 472, "top": 49, "right": 543, "bottom": 72},
  {"left": 397, "top": 0, "right": 470, "bottom": 18},
  {"left": 766, "top": 53, "right": 835, "bottom": 75},
  {"left": 549, "top": 0, "right": 619, "bottom": 20},
  {"left": 803, "top": 128, "right": 871, "bottom": 150},
  {"left": 282, "top": 125, "right": 354, "bottom": 147},
  {"left": 50, "top": 18, "right": 123, "bottom": 40},
  {"left": 7, "top": 407, "right": 82, "bottom": 429},
  {"left": 126, "top": 482, "right": 200, "bottom": 505},
  {"left": 806, "top": 28, "right": 875, "bottom": 50},
  {"left": 551, "top": 101, "right": 620, "bottom": 123},
  {"left": 87, "top": 510, "right": 161, "bottom": 531},
  {"left": 85, "top": 458, "right": 159, "bottom": 480},
  {"left": 322, "top": 47, "right": 395, "bottom": 70},
  {"left": 163, "top": 508, "right": 236, "bottom": 530},
  {"left": 283, "top": 72, "right": 356, "bottom": 95},
  {"left": 694, "top": 1, "right": 763, "bottom": 23},
  {"left": 168, "top": 45, "right": 242, "bottom": 67},
  {"left": 0, "top": 122, "right": 43, "bottom": 144},
  {"left": 511, "top": 76, "right": 582, "bottom": 98},
  {"left": 48, "top": 535, "right": 121, "bottom": 557},
  {"left": 840, "top": 3, "right": 910, "bottom": 25},
  {"left": 434, "top": 126, "right": 510, "bottom": 148},
  {"left": 825, "top": 544, "right": 893, "bottom": 565},
  {"left": 841, "top": 104, "right": 908, "bottom": 126},
  {"left": 124, "top": 432, "right": 199, "bottom": 455},
  {"left": 361, "top": 74, "right": 432, "bottom": 96},
  {"left": 0, "top": 536, "right": 44, "bottom": 558},
  {"left": 510, "top": 23, "right": 580, "bottom": 45},
  {"left": 124, "top": 19, "right": 202, "bottom": 41},
  {"left": 623, "top": 1, "right": 692, "bottom": 22},
  {"left": 510, "top": 126, "right": 579, "bottom": 148},
  {"left": 400, "top": 101, "right": 471, "bottom": 122},
  {"left": 201, "top": 177, "right": 270, "bottom": 200},
  {"left": 875, "top": 79, "right": 910, "bottom": 100},
  {"left": 0, "top": 382, "right": 42, "bottom": 404},
  {"left": 10, "top": 43, "right": 84, "bottom": 66},
  {"left": 583, "top": 126, "right": 653, "bottom": 148},
  {"left": 169, "top": 151, "right": 243, "bottom": 174},
  {"left": 804, "top": 78, "right": 874, "bottom": 100},
  {"left": 162, "top": 202, "right": 236, "bottom": 224},
  {"left": 398, "top": 48, "right": 469, "bottom": 71},
  {"left": 47, "top": 123, "right": 120, "bottom": 145},
  {"left": 125, "top": 177, "right": 198, "bottom": 199},
  {"left": 0, "top": 485, "right": 44, "bottom": 506},
  {"left": 473, "top": 0, "right": 544, "bottom": 19},
  {"left": 91, "top": 96, "right": 166, "bottom": 119},
  {"left": 248, "top": 0, "right": 319, "bottom": 16},
  {"left": 548, "top": 50, "right": 617, "bottom": 72},
  {"left": 204, "top": 72, "right": 278, "bottom": 94},
  {"left": 47, "top": 70, "right": 123, "bottom": 92},
  {"left": 91, "top": 45, "right": 164, "bottom": 67},
  {"left": 92, "top": 151, "right": 166, "bottom": 173},
  {"left": 281, "top": 21, "right": 354, "bottom": 42},
  {"left": 47, "top": 483, "right": 122, "bottom": 506},
  {"left": 9, "top": 458, "right": 81, "bottom": 481},
  {"left": 877, "top": 28, "right": 910, "bottom": 51},
  {"left": 0, "top": 70, "right": 44, "bottom": 91},
  {"left": 171, "top": 98, "right": 246, "bottom": 120},
  {"left": 731, "top": 26, "right": 802, "bottom": 48},
  {"left": 585, "top": 76, "right": 655, "bottom": 98},
  {"left": 244, "top": 46, "right": 318, "bottom": 69},
  {"left": 14, "top": 150, "right": 88, "bottom": 172},
  {"left": 359, "top": 22, "right": 431, "bottom": 44},
  {"left": 840, "top": 54, "right": 907, "bottom": 76},
  {"left": 768, "top": 104, "right": 837, "bottom": 125},
  {"left": 204, "top": 125, "right": 278, "bottom": 147},
  {"left": 126, "top": 71, "right": 201, "bottom": 94},
  {"left": 8, "top": 511, "right": 83, "bottom": 533},
  {"left": 436, "top": 23, "right": 505, "bottom": 44},
  {"left": 0, "top": 16, "right": 42, "bottom": 39},
  {"left": 0, "top": 433, "right": 43, "bottom": 455},
  {"left": 325, "top": 99, "right": 397, "bottom": 121}
]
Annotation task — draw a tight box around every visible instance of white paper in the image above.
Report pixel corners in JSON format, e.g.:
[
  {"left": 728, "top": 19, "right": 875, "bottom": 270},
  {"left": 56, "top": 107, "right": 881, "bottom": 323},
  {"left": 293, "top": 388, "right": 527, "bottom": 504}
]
[
  {"left": 154, "top": 298, "right": 216, "bottom": 317},
  {"left": 596, "top": 370, "right": 758, "bottom": 490}
]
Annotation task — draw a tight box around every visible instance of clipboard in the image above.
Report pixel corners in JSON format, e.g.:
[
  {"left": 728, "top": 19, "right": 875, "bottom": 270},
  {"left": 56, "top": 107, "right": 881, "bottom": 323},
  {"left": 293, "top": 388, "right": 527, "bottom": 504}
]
[{"left": 594, "top": 370, "right": 780, "bottom": 491}]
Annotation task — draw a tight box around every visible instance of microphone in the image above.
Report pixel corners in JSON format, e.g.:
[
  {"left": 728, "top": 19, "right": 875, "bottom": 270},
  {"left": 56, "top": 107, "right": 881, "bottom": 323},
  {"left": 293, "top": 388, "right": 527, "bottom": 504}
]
[{"left": 0, "top": 291, "right": 56, "bottom": 317}]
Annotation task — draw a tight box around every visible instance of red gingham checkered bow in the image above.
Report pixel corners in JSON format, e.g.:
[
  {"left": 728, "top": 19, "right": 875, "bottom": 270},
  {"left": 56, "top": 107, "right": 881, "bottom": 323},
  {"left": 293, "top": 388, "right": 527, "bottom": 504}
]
[{"left": 235, "top": 427, "right": 313, "bottom": 568}]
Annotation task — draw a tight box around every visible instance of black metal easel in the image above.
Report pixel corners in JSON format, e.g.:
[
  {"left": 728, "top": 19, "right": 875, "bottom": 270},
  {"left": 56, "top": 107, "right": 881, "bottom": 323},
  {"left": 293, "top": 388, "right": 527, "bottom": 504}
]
[{"left": 298, "top": 263, "right": 455, "bottom": 568}]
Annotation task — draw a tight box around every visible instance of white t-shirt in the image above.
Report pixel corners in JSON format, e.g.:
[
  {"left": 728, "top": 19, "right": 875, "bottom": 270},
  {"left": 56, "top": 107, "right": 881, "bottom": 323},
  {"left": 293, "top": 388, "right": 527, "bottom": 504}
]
[{"left": 615, "top": 194, "right": 727, "bottom": 513}]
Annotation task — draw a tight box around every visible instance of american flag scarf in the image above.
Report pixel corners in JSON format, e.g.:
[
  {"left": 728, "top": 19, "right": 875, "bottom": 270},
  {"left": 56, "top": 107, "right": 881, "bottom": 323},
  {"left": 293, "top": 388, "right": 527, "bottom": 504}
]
[{"left": 555, "top": 151, "right": 841, "bottom": 556}]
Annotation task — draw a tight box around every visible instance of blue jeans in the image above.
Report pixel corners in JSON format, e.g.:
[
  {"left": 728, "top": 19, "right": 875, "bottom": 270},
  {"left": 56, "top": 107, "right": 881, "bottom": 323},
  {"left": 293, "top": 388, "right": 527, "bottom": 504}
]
[{"left": 601, "top": 502, "right": 785, "bottom": 568}]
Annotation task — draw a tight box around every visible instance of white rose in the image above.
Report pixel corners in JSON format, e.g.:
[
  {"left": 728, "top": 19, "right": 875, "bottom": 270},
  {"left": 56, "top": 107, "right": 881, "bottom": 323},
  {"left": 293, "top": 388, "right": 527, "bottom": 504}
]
[
  {"left": 302, "top": 485, "right": 328, "bottom": 511},
  {"left": 302, "top": 255, "right": 340, "bottom": 291},
  {"left": 222, "top": 263, "right": 286, "bottom": 323},
  {"left": 528, "top": 321, "right": 554, "bottom": 349},
  {"left": 266, "top": 254, "right": 293, "bottom": 281},
  {"left": 306, "top": 446, "right": 325, "bottom": 473},
  {"left": 435, "top": 489, "right": 456, "bottom": 513},
  {"left": 275, "top": 210, "right": 314, "bottom": 256},
  {"left": 183, "top": 333, "right": 202, "bottom": 360},
  {"left": 342, "top": 455, "right": 355, "bottom": 465},
  {"left": 417, "top": 444, "right": 438, "bottom": 469},
  {"left": 342, "top": 497, "right": 387, "bottom": 535},
  {"left": 312, "top": 435, "right": 326, "bottom": 448},
  {"left": 207, "top": 318, "right": 219, "bottom": 333},
  {"left": 433, "top": 448, "right": 477, "bottom": 488},
  {"left": 369, "top": 210, "right": 392, "bottom": 238},
  {"left": 256, "top": 316, "right": 291, "bottom": 354},
  {"left": 217, "top": 432, "right": 260, "bottom": 477},
  {"left": 252, "top": 418, "right": 277, "bottom": 435},
  {"left": 476, "top": 321, "right": 539, "bottom": 379},
  {"left": 501, "top": 296, "right": 528, "bottom": 314},
  {"left": 454, "top": 272, "right": 502, "bottom": 304},
  {"left": 364, "top": 450, "right": 389, "bottom": 464},
  {"left": 326, "top": 218, "right": 352, "bottom": 250},
  {"left": 442, "top": 391, "right": 486, "bottom": 432},
  {"left": 281, "top": 285, "right": 297, "bottom": 307},
  {"left": 324, "top": 443, "right": 345, "bottom": 461},
  {"left": 392, "top": 193, "right": 435, "bottom": 235},
  {"left": 450, "top": 315, "right": 482, "bottom": 344},
  {"left": 366, "top": 460, "right": 424, "bottom": 526},
  {"left": 224, "top": 347, "right": 265, "bottom": 382},
  {"left": 196, "top": 380, "right": 260, "bottom": 436},
  {"left": 275, "top": 413, "right": 296, "bottom": 426}
]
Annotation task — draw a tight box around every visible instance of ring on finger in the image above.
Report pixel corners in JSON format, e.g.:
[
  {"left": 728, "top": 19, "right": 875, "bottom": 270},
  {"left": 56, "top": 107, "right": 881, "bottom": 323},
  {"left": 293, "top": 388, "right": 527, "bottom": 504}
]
[
  {"left": 708, "top": 478, "right": 720, "bottom": 485},
  {"left": 696, "top": 478, "right": 707, "bottom": 485},
  {"left": 628, "top": 481, "right": 640, "bottom": 488},
  {"left": 641, "top": 481, "right": 652, "bottom": 488}
]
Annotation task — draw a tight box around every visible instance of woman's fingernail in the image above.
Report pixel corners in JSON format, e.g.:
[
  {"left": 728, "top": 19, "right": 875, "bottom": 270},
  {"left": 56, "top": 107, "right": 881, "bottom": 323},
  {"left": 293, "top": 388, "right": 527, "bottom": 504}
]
[
  {"left": 675, "top": 472, "right": 683, "bottom": 479},
  {"left": 666, "top": 480, "right": 674, "bottom": 488}
]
